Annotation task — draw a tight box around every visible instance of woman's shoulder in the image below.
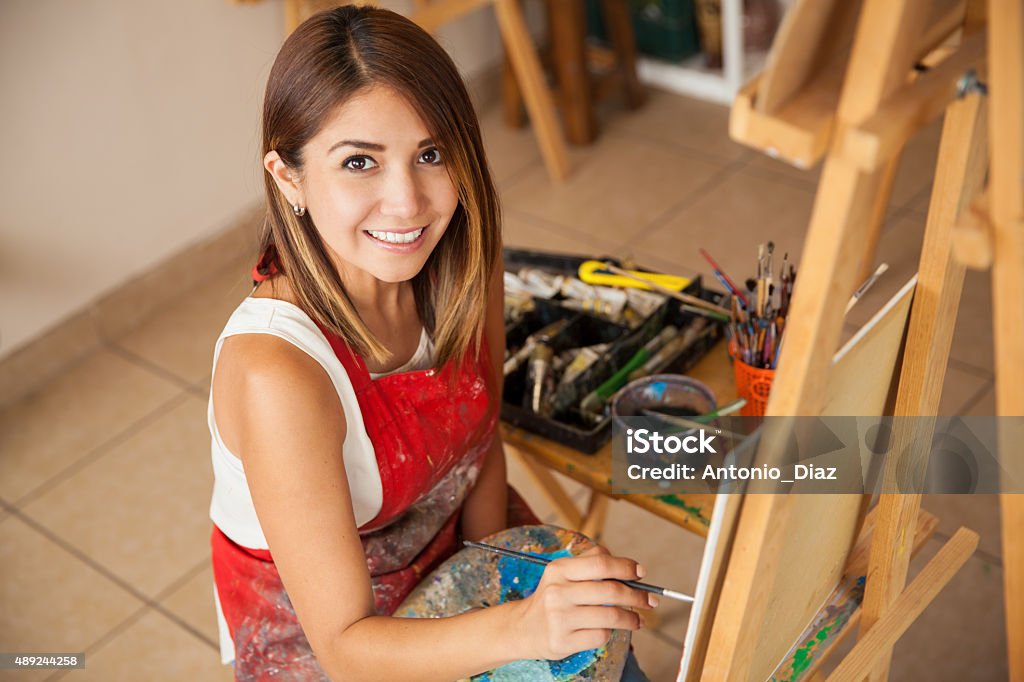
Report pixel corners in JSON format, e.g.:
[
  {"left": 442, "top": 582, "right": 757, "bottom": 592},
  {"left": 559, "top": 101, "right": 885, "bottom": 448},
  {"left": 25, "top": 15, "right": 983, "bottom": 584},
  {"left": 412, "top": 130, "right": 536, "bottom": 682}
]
[
  {"left": 221, "top": 277, "right": 327, "bottom": 355},
  {"left": 214, "top": 327, "right": 345, "bottom": 461},
  {"left": 215, "top": 277, "right": 344, "bottom": 444},
  {"left": 217, "top": 319, "right": 338, "bottom": 401}
]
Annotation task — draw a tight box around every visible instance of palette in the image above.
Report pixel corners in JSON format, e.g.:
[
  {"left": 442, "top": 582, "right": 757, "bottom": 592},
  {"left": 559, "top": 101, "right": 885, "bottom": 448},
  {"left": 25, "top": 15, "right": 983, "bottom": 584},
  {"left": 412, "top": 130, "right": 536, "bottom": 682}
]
[{"left": 396, "top": 525, "right": 630, "bottom": 681}]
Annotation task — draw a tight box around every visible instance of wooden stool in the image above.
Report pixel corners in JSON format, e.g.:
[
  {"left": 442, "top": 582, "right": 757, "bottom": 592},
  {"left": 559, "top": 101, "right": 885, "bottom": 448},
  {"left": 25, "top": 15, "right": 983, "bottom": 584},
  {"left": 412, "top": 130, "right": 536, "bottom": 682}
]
[{"left": 504, "top": 0, "right": 646, "bottom": 145}]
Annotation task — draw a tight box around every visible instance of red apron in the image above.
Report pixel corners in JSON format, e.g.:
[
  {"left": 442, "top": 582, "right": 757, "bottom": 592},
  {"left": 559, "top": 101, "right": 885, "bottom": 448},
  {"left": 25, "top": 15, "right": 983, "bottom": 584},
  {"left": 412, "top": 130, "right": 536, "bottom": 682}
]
[{"left": 212, "top": 262, "right": 537, "bottom": 681}]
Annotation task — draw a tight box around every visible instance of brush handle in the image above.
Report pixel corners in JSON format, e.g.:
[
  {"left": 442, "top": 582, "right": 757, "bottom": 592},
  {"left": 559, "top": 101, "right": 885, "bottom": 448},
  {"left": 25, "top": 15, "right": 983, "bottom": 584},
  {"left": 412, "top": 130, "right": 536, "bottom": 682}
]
[
  {"left": 462, "top": 541, "right": 694, "bottom": 603},
  {"left": 463, "top": 541, "right": 550, "bottom": 567},
  {"left": 616, "top": 579, "right": 694, "bottom": 603}
]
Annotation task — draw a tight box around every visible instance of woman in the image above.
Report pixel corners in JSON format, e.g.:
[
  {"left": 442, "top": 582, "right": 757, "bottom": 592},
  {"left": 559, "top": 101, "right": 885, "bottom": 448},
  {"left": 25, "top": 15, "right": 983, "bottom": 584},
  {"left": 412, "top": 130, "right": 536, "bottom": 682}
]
[{"left": 208, "top": 6, "right": 653, "bottom": 680}]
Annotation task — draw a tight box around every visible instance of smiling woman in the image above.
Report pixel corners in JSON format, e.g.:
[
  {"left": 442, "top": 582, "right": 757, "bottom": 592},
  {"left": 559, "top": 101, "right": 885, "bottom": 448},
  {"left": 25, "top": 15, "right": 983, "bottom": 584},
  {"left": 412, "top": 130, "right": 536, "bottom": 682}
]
[
  {"left": 206, "top": 6, "right": 653, "bottom": 681},
  {"left": 263, "top": 85, "right": 461, "bottom": 342},
  {"left": 255, "top": 7, "right": 499, "bottom": 369}
]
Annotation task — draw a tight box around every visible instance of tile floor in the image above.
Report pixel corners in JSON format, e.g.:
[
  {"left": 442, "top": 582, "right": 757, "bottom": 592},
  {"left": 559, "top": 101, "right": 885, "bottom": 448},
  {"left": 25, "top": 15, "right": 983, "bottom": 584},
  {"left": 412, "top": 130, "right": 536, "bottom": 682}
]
[{"left": 0, "top": 88, "right": 1006, "bottom": 681}]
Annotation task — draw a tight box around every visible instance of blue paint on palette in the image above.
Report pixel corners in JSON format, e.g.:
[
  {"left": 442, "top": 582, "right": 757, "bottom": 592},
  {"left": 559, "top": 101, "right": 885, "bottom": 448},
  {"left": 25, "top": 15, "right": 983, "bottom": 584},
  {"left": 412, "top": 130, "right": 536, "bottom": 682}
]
[
  {"left": 398, "top": 526, "right": 627, "bottom": 681},
  {"left": 479, "top": 549, "right": 597, "bottom": 680},
  {"left": 495, "top": 549, "right": 572, "bottom": 602}
]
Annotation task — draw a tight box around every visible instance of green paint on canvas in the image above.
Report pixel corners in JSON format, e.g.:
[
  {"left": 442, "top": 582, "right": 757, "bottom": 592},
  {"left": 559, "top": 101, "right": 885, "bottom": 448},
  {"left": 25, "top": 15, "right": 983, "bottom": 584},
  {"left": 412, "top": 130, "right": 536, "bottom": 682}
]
[
  {"left": 794, "top": 621, "right": 835, "bottom": 676},
  {"left": 655, "top": 495, "right": 710, "bottom": 526}
]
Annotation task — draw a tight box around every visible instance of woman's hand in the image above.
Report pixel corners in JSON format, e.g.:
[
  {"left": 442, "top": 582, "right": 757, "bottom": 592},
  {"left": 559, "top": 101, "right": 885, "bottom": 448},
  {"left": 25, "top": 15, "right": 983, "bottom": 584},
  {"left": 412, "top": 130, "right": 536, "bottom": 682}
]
[{"left": 511, "top": 545, "right": 656, "bottom": 660}]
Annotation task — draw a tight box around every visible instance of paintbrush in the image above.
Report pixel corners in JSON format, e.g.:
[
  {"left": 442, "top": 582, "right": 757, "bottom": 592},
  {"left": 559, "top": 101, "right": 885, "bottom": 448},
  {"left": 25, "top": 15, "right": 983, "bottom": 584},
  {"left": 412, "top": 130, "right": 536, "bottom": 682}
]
[
  {"left": 640, "top": 400, "right": 750, "bottom": 440},
  {"left": 680, "top": 303, "right": 730, "bottom": 322},
  {"left": 845, "top": 263, "right": 889, "bottom": 313},
  {"left": 698, "top": 248, "right": 750, "bottom": 310},
  {"left": 640, "top": 414, "right": 749, "bottom": 442},
  {"left": 463, "top": 541, "right": 694, "bottom": 603},
  {"left": 600, "top": 262, "right": 731, "bottom": 316},
  {"left": 643, "top": 397, "right": 747, "bottom": 424}
]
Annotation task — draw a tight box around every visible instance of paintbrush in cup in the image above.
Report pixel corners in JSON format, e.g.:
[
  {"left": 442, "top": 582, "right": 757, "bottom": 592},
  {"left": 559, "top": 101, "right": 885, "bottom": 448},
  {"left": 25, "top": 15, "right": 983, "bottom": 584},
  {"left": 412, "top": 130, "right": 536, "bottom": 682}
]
[
  {"left": 642, "top": 398, "right": 747, "bottom": 426},
  {"left": 463, "top": 540, "right": 694, "bottom": 603},
  {"left": 641, "top": 399, "right": 750, "bottom": 440}
]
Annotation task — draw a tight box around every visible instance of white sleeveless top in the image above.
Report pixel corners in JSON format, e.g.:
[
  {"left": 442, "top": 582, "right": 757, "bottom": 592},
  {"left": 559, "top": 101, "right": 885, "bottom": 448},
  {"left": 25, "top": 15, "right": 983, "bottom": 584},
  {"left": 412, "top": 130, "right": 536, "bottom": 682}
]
[{"left": 207, "top": 295, "right": 432, "bottom": 663}]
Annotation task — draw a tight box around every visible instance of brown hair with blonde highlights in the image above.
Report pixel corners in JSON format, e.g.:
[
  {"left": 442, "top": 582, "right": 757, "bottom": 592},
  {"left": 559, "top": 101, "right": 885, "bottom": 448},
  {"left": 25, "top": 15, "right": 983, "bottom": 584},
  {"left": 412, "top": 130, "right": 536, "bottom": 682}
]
[{"left": 257, "top": 5, "right": 501, "bottom": 369}]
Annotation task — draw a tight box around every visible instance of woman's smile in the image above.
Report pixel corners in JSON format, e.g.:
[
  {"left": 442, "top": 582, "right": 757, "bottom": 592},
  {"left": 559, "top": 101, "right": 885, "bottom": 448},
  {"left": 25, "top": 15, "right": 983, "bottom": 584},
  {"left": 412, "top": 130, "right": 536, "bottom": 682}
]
[{"left": 363, "top": 225, "right": 428, "bottom": 251}]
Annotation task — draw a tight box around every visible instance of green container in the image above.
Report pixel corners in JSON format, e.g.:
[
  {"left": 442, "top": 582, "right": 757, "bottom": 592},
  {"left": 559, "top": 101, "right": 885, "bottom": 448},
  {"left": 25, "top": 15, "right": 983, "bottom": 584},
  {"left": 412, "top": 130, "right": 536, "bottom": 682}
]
[{"left": 586, "top": 0, "right": 700, "bottom": 63}]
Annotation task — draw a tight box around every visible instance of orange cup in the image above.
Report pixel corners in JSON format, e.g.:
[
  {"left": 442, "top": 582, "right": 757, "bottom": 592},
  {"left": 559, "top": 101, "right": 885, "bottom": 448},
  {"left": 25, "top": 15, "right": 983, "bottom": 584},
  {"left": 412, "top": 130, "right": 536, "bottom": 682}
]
[{"left": 729, "top": 341, "right": 775, "bottom": 417}]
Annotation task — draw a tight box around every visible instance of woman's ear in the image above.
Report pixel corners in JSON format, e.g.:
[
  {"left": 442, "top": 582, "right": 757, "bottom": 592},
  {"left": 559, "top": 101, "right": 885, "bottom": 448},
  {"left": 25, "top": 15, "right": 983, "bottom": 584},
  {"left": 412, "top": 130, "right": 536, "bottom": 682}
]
[{"left": 264, "top": 150, "right": 304, "bottom": 207}]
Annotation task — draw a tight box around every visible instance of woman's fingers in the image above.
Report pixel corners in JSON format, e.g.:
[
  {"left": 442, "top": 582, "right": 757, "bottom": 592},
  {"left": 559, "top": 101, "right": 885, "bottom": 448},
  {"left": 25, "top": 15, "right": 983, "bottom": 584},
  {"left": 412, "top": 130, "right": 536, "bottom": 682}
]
[
  {"left": 561, "top": 579, "right": 654, "bottom": 611},
  {"left": 517, "top": 545, "right": 655, "bottom": 660},
  {"left": 565, "top": 605, "right": 642, "bottom": 632},
  {"left": 546, "top": 552, "right": 645, "bottom": 583},
  {"left": 561, "top": 629, "right": 615, "bottom": 657}
]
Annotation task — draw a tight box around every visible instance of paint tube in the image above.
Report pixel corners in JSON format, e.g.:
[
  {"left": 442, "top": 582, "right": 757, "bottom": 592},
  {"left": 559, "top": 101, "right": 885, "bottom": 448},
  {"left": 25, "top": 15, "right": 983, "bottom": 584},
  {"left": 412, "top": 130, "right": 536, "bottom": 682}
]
[
  {"left": 503, "top": 318, "right": 570, "bottom": 377},
  {"left": 560, "top": 276, "right": 597, "bottom": 301},
  {"left": 518, "top": 268, "right": 564, "bottom": 299},
  {"left": 626, "top": 288, "right": 667, "bottom": 317},
  {"left": 551, "top": 347, "right": 570, "bottom": 375},
  {"left": 558, "top": 342, "right": 611, "bottom": 387},
  {"left": 561, "top": 278, "right": 628, "bottom": 313},
  {"left": 525, "top": 344, "right": 555, "bottom": 415},
  {"left": 503, "top": 339, "right": 534, "bottom": 376},
  {"left": 620, "top": 306, "right": 644, "bottom": 328},
  {"left": 560, "top": 278, "right": 628, "bottom": 322},
  {"left": 560, "top": 298, "right": 625, "bottom": 321},
  {"left": 627, "top": 319, "right": 710, "bottom": 381},
  {"left": 504, "top": 291, "right": 535, "bottom": 325},
  {"left": 504, "top": 271, "right": 532, "bottom": 296}
]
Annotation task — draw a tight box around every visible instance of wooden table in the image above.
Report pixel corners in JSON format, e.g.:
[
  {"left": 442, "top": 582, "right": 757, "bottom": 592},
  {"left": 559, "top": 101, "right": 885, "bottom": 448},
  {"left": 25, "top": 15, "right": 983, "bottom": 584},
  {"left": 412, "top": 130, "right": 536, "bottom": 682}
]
[{"left": 500, "top": 340, "right": 738, "bottom": 540}]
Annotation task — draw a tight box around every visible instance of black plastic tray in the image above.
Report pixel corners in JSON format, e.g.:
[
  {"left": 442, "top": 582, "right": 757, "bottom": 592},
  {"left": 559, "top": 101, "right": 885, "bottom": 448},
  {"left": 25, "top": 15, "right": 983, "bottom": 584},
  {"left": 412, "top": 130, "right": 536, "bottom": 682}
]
[{"left": 501, "top": 248, "right": 725, "bottom": 453}]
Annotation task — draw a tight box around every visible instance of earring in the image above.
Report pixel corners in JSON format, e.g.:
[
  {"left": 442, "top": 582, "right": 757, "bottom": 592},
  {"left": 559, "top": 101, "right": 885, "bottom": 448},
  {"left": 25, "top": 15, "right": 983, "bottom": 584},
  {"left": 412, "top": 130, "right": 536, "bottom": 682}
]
[{"left": 292, "top": 203, "right": 306, "bottom": 217}]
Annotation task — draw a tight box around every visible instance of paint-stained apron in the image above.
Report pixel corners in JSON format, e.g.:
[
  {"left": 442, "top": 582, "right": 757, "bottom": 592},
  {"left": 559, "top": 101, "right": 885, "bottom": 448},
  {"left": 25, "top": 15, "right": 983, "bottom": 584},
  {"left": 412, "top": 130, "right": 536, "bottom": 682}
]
[{"left": 212, "top": 264, "right": 537, "bottom": 681}]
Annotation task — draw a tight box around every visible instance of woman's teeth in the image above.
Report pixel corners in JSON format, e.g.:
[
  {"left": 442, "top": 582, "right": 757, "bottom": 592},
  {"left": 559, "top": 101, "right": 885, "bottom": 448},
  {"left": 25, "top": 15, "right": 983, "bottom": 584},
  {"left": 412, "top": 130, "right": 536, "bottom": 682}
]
[{"left": 367, "top": 228, "right": 424, "bottom": 244}]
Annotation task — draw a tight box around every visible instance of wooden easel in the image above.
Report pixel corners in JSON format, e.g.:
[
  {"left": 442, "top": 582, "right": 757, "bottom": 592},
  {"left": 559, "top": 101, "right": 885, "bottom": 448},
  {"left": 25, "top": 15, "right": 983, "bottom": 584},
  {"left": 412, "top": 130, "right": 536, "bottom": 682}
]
[
  {"left": 685, "top": 0, "right": 1023, "bottom": 679},
  {"left": 279, "top": 0, "right": 572, "bottom": 181}
]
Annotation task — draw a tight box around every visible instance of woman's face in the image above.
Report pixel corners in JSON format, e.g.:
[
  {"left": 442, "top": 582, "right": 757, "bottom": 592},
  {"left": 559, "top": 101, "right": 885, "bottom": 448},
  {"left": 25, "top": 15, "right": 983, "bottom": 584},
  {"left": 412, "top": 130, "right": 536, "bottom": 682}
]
[{"left": 268, "top": 85, "right": 460, "bottom": 286}]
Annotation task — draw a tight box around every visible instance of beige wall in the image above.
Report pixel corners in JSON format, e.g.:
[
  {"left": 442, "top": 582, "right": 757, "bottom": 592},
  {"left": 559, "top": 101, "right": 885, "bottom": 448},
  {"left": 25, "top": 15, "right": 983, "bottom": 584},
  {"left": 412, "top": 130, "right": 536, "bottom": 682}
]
[{"left": 0, "top": 0, "right": 510, "bottom": 362}]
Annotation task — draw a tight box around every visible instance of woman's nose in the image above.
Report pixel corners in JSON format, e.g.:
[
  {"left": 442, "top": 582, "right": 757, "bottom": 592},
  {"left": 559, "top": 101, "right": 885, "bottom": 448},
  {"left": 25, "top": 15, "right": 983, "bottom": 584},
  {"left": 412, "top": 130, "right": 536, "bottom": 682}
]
[{"left": 379, "top": 168, "right": 424, "bottom": 220}]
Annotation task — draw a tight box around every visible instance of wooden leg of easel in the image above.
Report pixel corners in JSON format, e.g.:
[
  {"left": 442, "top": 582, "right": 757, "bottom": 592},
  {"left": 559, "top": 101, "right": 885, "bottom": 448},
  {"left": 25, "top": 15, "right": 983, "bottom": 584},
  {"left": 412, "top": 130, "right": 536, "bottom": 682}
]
[
  {"left": 284, "top": 0, "right": 302, "bottom": 34},
  {"left": 988, "top": 0, "right": 1024, "bottom": 678},
  {"left": 766, "top": 0, "right": 934, "bottom": 415},
  {"left": 580, "top": 491, "right": 610, "bottom": 541},
  {"left": 702, "top": 3, "right": 935, "bottom": 679},
  {"left": 859, "top": 87, "right": 990, "bottom": 682},
  {"left": 827, "top": 528, "right": 980, "bottom": 682},
  {"left": 502, "top": 53, "right": 526, "bottom": 128},
  {"left": 411, "top": 0, "right": 492, "bottom": 31},
  {"left": 1003, "top": 495, "right": 1024, "bottom": 681},
  {"left": 600, "top": 0, "right": 646, "bottom": 110},
  {"left": 548, "top": 0, "right": 595, "bottom": 145},
  {"left": 507, "top": 446, "right": 582, "bottom": 528},
  {"left": 494, "top": 0, "right": 571, "bottom": 181}
]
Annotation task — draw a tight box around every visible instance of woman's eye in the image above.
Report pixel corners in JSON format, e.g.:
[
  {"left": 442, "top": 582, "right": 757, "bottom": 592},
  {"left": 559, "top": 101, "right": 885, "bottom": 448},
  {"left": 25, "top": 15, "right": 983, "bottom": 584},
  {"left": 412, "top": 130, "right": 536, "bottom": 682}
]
[
  {"left": 419, "top": 148, "right": 443, "bottom": 165},
  {"left": 342, "top": 155, "right": 378, "bottom": 171}
]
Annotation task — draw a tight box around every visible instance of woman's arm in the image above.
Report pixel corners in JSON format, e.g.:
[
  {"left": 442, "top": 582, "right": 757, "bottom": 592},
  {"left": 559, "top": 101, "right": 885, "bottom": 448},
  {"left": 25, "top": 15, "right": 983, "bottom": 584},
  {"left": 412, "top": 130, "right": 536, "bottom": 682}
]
[
  {"left": 215, "top": 332, "right": 651, "bottom": 681},
  {"left": 217, "top": 334, "right": 520, "bottom": 679},
  {"left": 460, "top": 258, "right": 510, "bottom": 541}
]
